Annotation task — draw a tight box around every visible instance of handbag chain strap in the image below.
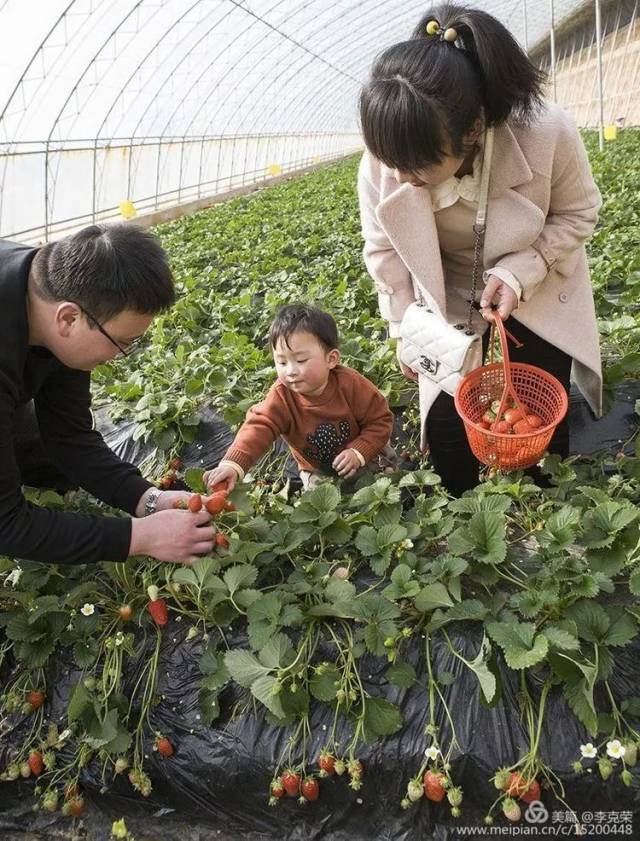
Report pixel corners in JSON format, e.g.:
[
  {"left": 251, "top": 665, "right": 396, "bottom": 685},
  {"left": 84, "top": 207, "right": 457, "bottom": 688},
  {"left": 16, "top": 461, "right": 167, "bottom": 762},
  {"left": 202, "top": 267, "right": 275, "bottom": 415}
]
[{"left": 463, "top": 126, "right": 495, "bottom": 335}]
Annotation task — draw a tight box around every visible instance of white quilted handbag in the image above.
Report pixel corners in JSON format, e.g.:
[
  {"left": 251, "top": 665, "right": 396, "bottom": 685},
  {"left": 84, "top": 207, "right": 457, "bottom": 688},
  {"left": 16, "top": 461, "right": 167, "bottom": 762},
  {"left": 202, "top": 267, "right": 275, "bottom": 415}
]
[
  {"left": 398, "top": 127, "right": 494, "bottom": 396},
  {"left": 398, "top": 303, "right": 482, "bottom": 395}
]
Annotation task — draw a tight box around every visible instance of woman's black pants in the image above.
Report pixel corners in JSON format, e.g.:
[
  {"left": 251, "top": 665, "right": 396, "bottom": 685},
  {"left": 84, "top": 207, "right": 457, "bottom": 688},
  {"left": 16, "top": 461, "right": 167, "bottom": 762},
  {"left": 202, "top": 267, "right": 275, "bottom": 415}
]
[{"left": 425, "top": 317, "right": 571, "bottom": 497}]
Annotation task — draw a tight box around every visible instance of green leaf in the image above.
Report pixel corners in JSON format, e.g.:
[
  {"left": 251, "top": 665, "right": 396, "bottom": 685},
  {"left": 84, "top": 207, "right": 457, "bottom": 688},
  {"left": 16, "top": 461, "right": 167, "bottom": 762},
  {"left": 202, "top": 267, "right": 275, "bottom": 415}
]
[
  {"left": 68, "top": 681, "right": 92, "bottom": 724},
  {"left": 73, "top": 637, "right": 99, "bottom": 668},
  {"left": 250, "top": 674, "right": 285, "bottom": 719},
  {"left": 171, "top": 566, "right": 199, "bottom": 587},
  {"left": 258, "top": 633, "right": 294, "bottom": 669},
  {"left": 566, "top": 600, "right": 610, "bottom": 642},
  {"left": 386, "top": 662, "right": 416, "bottom": 688},
  {"left": 542, "top": 623, "right": 580, "bottom": 651},
  {"left": 223, "top": 564, "right": 258, "bottom": 595},
  {"left": 355, "top": 526, "right": 379, "bottom": 557},
  {"left": 466, "top": 635, "right": 497, "bottom": 704},
  {"left": 325, "top": 578, "right": 356, "bottom": 603},
  {"left": 630, "top": 568, "right": 640, "bottom": 596},
  {"left": 309, "top": 664, "right": 341, "bottom": 701},
  {"left": 224, "top": 649, "right": 270, "bottom": 687},
  {"left": 486, "top": 621, "right": 549, "bottom": 670},
  {"left": 185, "top": 468, "right": 206, "bottom": 493},
  {"left": 414, "top": 583, "right": 454, "bottom": 613},
  {"left": 448, "top": 511, "right": 506, "bottom": 564},
  {"left": 603, "top": 608, "right": 637, "bottom": 647},
  {"left": 362, "top": 697, "right": 403, "bottom": 740}
]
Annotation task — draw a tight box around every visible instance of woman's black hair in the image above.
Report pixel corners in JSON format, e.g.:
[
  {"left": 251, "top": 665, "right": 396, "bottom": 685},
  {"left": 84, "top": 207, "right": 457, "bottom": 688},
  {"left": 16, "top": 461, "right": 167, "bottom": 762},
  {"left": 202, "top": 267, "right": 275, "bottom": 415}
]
[{"left": 359, "top": 3, "right": 546, "bottom": 171}]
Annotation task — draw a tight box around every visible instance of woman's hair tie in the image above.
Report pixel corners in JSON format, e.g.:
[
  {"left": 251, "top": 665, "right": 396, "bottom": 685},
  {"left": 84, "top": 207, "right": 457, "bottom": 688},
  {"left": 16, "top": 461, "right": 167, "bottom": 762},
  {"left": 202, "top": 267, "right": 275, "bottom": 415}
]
[{"left": 425, "top": 20, "right": 458, "bottom": 43}]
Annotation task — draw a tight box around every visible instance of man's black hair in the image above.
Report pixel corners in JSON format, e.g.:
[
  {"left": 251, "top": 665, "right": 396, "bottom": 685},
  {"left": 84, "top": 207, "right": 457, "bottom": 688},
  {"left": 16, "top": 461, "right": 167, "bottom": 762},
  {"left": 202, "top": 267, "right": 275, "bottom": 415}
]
[
  {"left": 268, "top": 303, "right": 339, "bottom": 352},
  {"left": 31, "top": 223, "right": 175, "bottom": 322}
]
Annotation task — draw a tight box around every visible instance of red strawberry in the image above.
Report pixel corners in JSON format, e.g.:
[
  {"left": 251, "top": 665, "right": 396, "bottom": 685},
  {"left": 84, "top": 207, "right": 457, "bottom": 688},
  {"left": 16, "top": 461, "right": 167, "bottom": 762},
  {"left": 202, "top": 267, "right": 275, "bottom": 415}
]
[
  {"left": 270, "top": 778, "right": 284, "bottom": 799},
  {"left": 155, "top": 736, "right": 174, "bottom": 758},
  {"left": 205, "top": 493, "right": 227, "bottom": 515},
  {"left": 118, "top": 604, "right": 133, "bottom": 622},
  {"left": 423, "top": 770, "right": 446, "bottom": 802},
  {"left": 188, "top": 494, "right": 203, "bottom": 513},
  {"left": 160, "top": 475, "right": 173, "bottom": 489},
  {"left": 520, "top": 779, "right": 541, "bottom": 804},
  {"left": 64, "top": 782, "right": 80, "bottom": 801},
  {"left": 28, "top": 751, "right": 44, "bottom": 776},
  {"left": 172, "top": 499, "right": 187, "bottom": 509},
  {"left": 26, "top": 690, "right": 45, "bottom": 710},
  {"left": 169, "top": 458, "right": 182, "bottom": 471},
  {"left": 210, "top": 481, "right": 229, "bottom": 495},
  {"left": 281, "top": 770, "right": 301, "bottom": 797},
  {"left": 146, "top": 585, "right": 168, "bottom": 626},
  {"left": 301, "top": 776, "right": 319, "bottom": 801},
  {"left": 68, "top": 796, "right": 85, "bottom": 817},
  {"left": 215, "top": 532, "right": 230, "bottom": 549},
  {"left": 506, "top": 772, "right": 528, "bottom": 798},
  {"left": 317, "top": 752, "right": 335, "bottom": 776}
]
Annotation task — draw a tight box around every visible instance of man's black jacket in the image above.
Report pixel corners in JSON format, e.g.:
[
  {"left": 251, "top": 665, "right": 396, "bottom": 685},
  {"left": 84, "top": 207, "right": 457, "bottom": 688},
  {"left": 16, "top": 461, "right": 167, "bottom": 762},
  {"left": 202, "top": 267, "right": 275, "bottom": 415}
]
[{"left": 0, "top": 239, "right": 152, "bottom": 565}]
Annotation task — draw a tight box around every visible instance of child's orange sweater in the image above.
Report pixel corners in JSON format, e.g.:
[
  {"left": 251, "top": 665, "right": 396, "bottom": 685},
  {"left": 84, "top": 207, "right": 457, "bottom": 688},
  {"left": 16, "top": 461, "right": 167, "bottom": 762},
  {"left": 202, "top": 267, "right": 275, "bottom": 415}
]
[{"left": 223, "top": 365, "right": 394, "bottom": 474}]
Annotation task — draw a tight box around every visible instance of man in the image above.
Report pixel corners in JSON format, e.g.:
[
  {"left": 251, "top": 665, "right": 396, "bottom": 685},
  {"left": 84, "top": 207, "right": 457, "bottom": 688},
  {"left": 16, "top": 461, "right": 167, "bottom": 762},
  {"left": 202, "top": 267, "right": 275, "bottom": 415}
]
[{"left": 0, "top": 223, "right": 214, "bottom": 566}]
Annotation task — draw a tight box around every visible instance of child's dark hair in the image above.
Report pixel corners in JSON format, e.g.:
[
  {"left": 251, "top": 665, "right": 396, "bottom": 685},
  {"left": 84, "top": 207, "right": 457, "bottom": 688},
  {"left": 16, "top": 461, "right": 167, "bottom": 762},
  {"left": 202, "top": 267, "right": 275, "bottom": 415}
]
[
  {"left": 32, "top": 223, "right": 175, "bottom": 322},
  {"left": 359, "top": 3, "right": 546, "bottom": 171},
  {"left": 268, "top": 303, "right": 339, "bottom": 352}
]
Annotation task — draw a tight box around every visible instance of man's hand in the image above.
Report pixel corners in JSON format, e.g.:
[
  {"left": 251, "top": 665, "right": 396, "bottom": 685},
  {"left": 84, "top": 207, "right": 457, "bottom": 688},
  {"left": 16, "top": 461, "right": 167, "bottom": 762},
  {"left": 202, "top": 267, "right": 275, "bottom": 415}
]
[
  {"left": 203, "top": 464, "right": 238, "bottom": 493},
  {"left": 129, "top": 509, "right": 215, "bottom": 565},
  {"left": 480, "top": 276, "right": 519, "bottom": 323},
  {"left": 154, "top": 490, "right": 194, "bottom": 511},
  {"left": 332, "top": 449, "right": 362, "bottom": 479},
  {"left": 396, "top": 338, "right": 419, "bottom": 381}
]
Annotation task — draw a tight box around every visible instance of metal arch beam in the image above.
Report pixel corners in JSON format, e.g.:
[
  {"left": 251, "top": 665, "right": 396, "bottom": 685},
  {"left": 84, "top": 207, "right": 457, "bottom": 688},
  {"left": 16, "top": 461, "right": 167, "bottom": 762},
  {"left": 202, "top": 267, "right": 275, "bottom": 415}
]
[
  {"left": 184, "top": 0, "right": 351, "bottom": 190},
  {"left": 224, "top": 2, "right": 420, "bottom": 140},
  {"left": 94, "top": 0, "right": 207, "bottom": 141},
  {"left": 196, "top": 3, "right": 422, "bottom": 197},
  {"left": 196, "top": 2, "right": 416, "bottom": 148},
  {"left": 206, "top": 0, "right": 389, "bottom": 139},
  {"left": 0, "top": 1, "right": 77, "bottom": 138},
  {"left": 46, "top": 0, "right": 155, "bottom": 144},
  {"left": 155, "top": 0, "right": 353, "bottom": 143},
  {"left": 125, "top": 1, "right": 240, "bottom": 142}
]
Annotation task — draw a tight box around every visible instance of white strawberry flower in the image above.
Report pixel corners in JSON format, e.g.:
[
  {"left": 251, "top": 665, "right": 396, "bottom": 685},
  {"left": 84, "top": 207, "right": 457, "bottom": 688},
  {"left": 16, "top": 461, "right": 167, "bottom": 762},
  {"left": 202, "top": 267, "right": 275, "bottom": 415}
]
[
  {"left": 606, "top": 739, "right": 626, "bottom": 759},
  {"left": 424, "top": 745, "right": 440, "bottom": 761},
  {"left": 580, "top": 743, "right": 597, "bottom": 759},
  {"left": 3, "top": 567, "right": 22, "bottom": 587},
  {"left": 80, "top": 603, "right": 95, "bottom": 617}
]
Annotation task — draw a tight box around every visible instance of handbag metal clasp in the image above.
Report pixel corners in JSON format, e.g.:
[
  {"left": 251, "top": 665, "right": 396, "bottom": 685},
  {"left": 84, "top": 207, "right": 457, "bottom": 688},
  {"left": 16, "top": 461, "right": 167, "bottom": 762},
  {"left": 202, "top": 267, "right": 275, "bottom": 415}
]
[{"left": 419, "top": 355, "right": 440, "bottom": 375}]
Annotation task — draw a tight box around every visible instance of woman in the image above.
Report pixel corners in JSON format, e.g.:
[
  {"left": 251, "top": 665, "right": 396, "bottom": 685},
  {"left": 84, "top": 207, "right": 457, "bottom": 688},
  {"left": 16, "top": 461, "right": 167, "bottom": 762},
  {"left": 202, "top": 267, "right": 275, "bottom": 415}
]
[{"left": 357, "top": 3, "right": 602, "bottom": 495}]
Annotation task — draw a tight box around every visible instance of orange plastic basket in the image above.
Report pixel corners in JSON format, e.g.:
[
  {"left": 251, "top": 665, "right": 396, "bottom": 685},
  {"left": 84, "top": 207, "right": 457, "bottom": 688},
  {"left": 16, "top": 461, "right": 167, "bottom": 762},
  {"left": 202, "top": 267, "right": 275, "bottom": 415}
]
[{"left": 453, "top": 313, "right": 568, "bottom": 470}]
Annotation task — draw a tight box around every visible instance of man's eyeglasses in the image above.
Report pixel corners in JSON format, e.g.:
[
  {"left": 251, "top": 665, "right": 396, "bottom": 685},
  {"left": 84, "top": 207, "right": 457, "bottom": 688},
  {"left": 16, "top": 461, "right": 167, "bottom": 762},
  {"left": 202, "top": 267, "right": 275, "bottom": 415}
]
[{"left": 75, "top": 303, "right": 143, "bottom": 359}]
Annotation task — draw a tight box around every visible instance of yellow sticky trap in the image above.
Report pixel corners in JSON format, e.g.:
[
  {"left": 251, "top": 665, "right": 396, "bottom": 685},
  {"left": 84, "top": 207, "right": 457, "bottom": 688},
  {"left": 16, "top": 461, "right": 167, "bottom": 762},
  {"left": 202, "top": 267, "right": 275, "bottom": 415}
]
[
  {"left": 119, "top": 200, "right": 137, "bottom": 219},
  {"left": 267, "top": 164, "right": 282, "bottom": 177},
  {"left": 604, "top": 125, "right": 617, "bottom": 141}
]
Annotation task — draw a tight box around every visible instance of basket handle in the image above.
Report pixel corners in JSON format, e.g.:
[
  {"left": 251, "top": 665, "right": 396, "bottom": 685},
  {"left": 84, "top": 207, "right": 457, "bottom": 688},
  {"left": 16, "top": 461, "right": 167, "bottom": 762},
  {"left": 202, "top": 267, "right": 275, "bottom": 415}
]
[{"left": 491, "top": 313, "right": 532, "bottom": 428}]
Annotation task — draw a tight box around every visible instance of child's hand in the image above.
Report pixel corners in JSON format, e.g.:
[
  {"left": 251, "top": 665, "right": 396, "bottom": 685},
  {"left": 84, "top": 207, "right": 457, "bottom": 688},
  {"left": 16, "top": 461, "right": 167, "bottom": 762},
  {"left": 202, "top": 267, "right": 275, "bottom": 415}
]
[
  {"left": 203, "top": 464, "right": 238, "bottom": 493},
  {"left": 332, "top": 448, "right": 362, "bottom": 478}
]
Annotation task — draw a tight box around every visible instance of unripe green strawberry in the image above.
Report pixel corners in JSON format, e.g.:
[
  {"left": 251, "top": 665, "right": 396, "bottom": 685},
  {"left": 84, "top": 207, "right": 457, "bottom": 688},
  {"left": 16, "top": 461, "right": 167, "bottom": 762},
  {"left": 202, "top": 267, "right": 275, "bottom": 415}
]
[
  {"left": 83, "top": 676, "right": 96, "bottom": 691},
  {"left": 19, "top": 761, "right": 31, "bottom": 778},
  {"left": 46, "top": 724, "right": 59, "bottom": 747},
  {"left": 6, "top": 763, "right": 20, "bottom": 780},
  {"left": 484, "top": 815, "right": 494, "bottom": 826},
  {"left": 451, "top": 805, "right": 461, "bottom": 818},
  {"left": 572, "top": 760, "right": 583, "bottom": 774},
  {"left": 400, "top": 797, "right": 411, "bottom": 810},
  {"left": 43, "top": 751, "right": 56, "bottom": 771},
  {"left": 494, "top": 768, "right": 511, "bottom": 790},
  {"left": 147, "top": 584, "right": 159, "bottom": 602},
  {"left": 407, "top": 778, "right": 423, "bottom": 802},
  {"left": 502, "top": 798, "right": 521, "bottom": 822},
  {"left": 598, "top": 756, "right": 613, "bottom": 780},
  {"left": 42, "top": 792, "right": 58, "bottom": 812},
  {"left": 621, "top": 769, "right": 633, "bottom": 787},
  {"left": 114, "top": 757, "right": 129, "bottom": 774},
  {"left": 623, "top": 741, "right": 638, "bottom": 767},
  {"left": 111, "top": 818, "right": 129, "bottom": 839},
  {"left": 333, "top": 759, "right": 346, "bottom": 776},
  {"left": 447, "top": 786, "right": 463, "bottom": 806}
]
